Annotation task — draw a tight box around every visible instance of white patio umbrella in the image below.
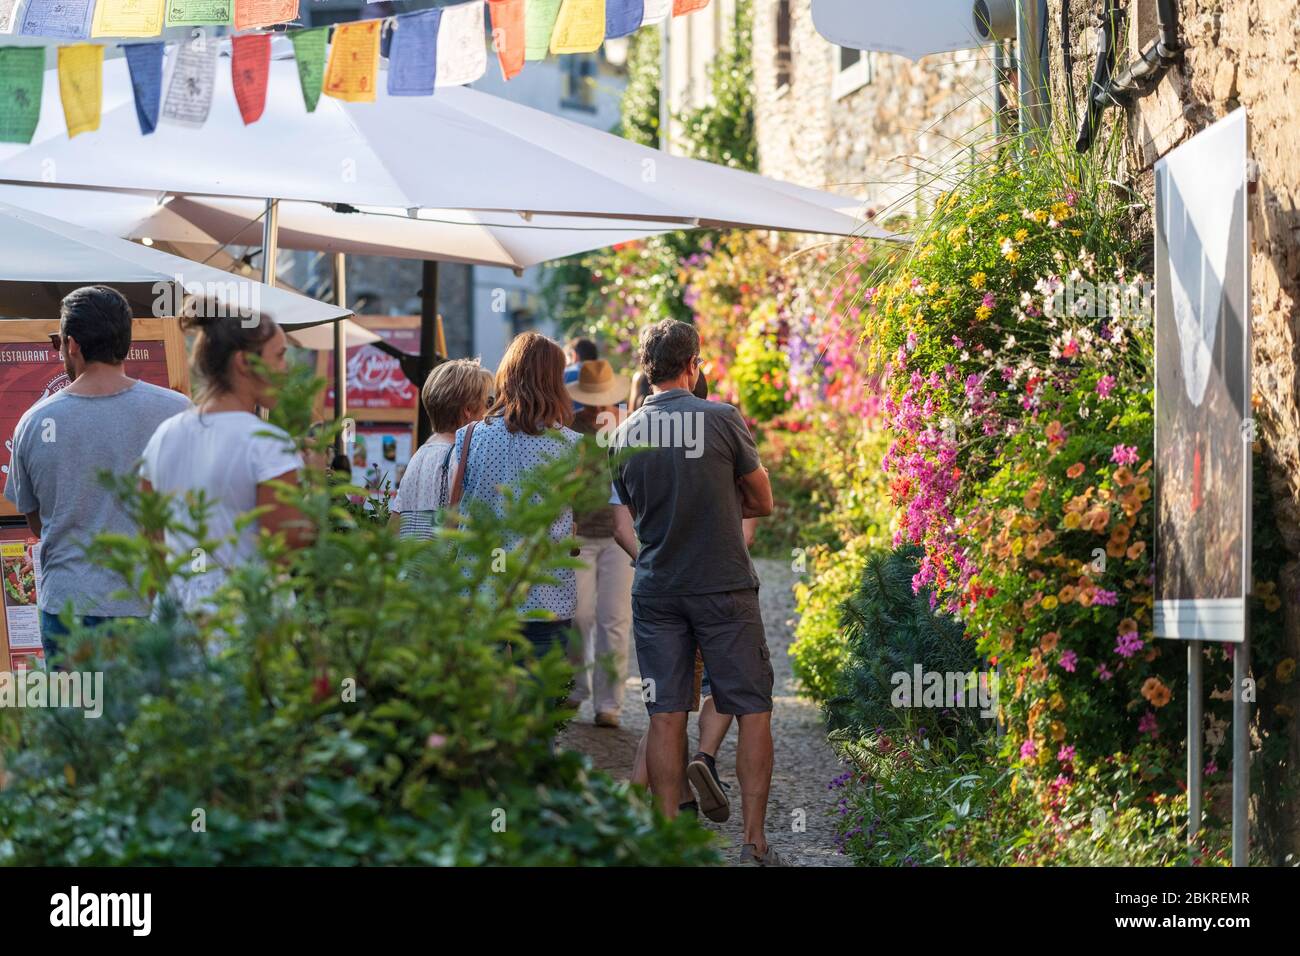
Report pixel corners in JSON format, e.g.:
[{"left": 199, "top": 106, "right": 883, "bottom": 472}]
[
  {"left": 0, "top": 55, "right": 891, "bottom": 240},
  {"left": 0, "top": 200, "right": 350, "bottom": 328}
]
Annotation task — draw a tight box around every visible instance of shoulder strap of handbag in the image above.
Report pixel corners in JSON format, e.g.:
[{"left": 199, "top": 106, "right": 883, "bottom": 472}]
[{"left": 448, "top": 420, "right": 477, "bottom": 510}]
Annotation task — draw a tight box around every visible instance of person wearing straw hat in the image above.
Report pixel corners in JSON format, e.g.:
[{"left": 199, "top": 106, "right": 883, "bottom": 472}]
[{"left": 565, "top": 359, "right": 634, "bottom": 729}]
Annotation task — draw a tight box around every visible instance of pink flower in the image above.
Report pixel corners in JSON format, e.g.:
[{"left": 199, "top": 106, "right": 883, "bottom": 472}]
[
  {"left": 1092, "top": 589, "right": 1118, "bottom": 606},
  {"left": 1020, "top": 739, "right": 1038, "bottom": 761},
  {"left": 1205, "top": 760, "right": 1218, "bottom": 776},
  {"left": 1115, "top": 630, "right": 1144, "bottom": 658},
  {"left": 1095, "top": 374, "right": 1116, "bottom": 398},
  {"left": 1058, "top": 745, "right": 1076, "bottom": 764},
  {"left": 1138, "top": 711, "right": 1159, "bottom": 737},
  {"left": 1060, "top": 650, "right": 1078, "bottom": 672},
  {"left": 1096, "top": 663, "right": 1114, "bottom": 681},
  {"left": 1111, "top": 444, "right": 1139, "bottom": 466},
  {"left": 981, "top": 292, "right": 996, "bottom": 309}
]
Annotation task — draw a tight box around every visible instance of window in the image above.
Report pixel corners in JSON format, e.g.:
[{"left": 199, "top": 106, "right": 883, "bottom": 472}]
[
  {"left": 561, "top": 55, "right": 598, "bottom": 113},
  {"left": 832, "top": 46, "right": 873, "bottom": 100},
  {"left": 774, "top": 0, "right": 792, "bottom": 91}
]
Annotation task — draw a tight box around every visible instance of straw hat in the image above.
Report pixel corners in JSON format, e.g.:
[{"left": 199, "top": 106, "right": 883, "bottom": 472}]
[{"left": 566, "top": 359, "right": 630, "bottom": 407}]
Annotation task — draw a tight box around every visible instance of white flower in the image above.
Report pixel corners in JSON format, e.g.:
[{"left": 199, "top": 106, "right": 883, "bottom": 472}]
[{"left": 1004, "top": 334, "right": 1017, "bottom": 350}]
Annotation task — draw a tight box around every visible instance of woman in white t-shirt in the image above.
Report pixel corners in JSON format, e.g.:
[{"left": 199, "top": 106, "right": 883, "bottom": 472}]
[
  {"left": 391, "top": 359, "right": 494, "bottom": 539},
  {"left": 140, "top": 311, "right": 306, "bottom": 613}
]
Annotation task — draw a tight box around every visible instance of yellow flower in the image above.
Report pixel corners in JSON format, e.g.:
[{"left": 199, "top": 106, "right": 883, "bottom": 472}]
[
  {"left": 926, "top": 281, "right": 940, "bottom": 296},
  {"left": 970, "top": 272, "right": 987, "bottom": 290},
  {"left": 975, "top": 305, "right": 993, "bottom": 322},
  {"left": 1041, "top": 595, "right": 1059, "bottom": 611},
  {"left": 1004, "top": 249, "right": 1020, "bottom": 263},
  {"left": 1049, "top": 692, "right": 1065, "bottom": 711},
  {"left": 1051, "top": 202, "right": 1072, "bottom": 221},
  {"left": 1277, "top": 658, "right": 1296, "bottom": 683},
  {"left": 1014, "top": 228, "right": 1029, "bottom": 242},
  {"left": 1031, "top": 209, "right": 1049, "bottom": 223},
  {"left": 1063, "top": 512, "right": 1082, "bottom": 530},
  {"left": 997, "top": 213, "right": 1011, "bottom": 223}
]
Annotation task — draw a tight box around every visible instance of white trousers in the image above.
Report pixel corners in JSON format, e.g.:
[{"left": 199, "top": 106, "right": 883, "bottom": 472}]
[{"left": 569, "top": 535, "right": 634, "bottom": 715}]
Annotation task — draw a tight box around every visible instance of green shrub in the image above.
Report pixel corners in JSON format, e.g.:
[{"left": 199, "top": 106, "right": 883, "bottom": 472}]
[
  {"left": 826, "top": 546, "right": 985, "bottom": 747},
  {"left": 731, "top": 311, "right": 791, "bottom": 423},
  {"left": 0, "top": 368, "right": 718, "bottom": 867},
  {"left": 790, "top": 537, "right": 871, "bottom": 703}
]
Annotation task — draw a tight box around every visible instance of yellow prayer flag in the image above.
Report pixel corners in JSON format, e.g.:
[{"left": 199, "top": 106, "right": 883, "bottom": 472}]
[
  {"left": 58, "top": 45, "right": 103, "bottom": 139},
  {"left": 550, "top": 0, "right": 604, "bottom": 55},
  {"left": 323, "top": 19, "right": 381, "bottom": 103},
  {"left": 91, "top": 0, "right": 166, "bottom": 38}
]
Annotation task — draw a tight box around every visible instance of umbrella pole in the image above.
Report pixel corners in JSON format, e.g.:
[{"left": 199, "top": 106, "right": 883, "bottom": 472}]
[
  {"left": 333, "top": 253, "right": 348, "bottom": 462},
  {"left": 417, "top": 260, "right": 440, "bottom": 446},
  {"left": 257, "top": 199, "right": 280, "bottom": 421}
]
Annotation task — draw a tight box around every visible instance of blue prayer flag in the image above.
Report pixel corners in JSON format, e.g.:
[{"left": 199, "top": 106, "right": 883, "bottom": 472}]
[
  {"left": 388, "top": 8, "right": 441, "bottom": 97},
  {"left": 123, "top": 42, "right": 165, "bottom": 136}
]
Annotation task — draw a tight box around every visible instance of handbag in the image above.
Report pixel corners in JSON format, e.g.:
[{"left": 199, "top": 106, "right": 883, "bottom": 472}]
[{"left": 445, "top": 419, "right": 478, "bottom": 523}]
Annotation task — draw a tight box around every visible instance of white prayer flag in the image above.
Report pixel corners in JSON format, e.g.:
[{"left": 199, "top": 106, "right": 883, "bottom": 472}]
[
  {"left": 641, "top": 0, "right": 670, "bottom": 25},
  {"left": 161, "top": 29, "right": 218, "bottom": 128},
  {"left": 436, "top": 0, "right": 487, "bottom": 88}
]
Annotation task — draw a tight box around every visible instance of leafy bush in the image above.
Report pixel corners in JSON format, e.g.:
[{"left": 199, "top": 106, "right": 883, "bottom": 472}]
[
  {"left": 0, "top": 369, "right": 718, "bottom": 867},
  {"left": 790, "top": 537, "right": 871, "bottom": 702}
]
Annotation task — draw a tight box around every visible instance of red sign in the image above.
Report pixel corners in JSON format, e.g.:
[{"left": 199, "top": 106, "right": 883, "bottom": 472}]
[
  {"left": 324, "top": 327, "right": 419, "bottom": 411},
  {"left": 0, "top": 341, "right": 171, "bottom": 490}
]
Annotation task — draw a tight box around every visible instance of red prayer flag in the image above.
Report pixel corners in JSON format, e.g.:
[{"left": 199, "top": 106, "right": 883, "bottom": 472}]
[
  {"left": 487, "top": 0, "right": 526, "bottom": 81},
  {"left": 231, "top": 33, "right": 271, "bottom": 126},
  {"left": 673, "top": 0, "right": 709, "bottom": 14}
]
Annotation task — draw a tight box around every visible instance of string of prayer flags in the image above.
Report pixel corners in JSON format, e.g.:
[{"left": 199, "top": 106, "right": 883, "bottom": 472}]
[
  {"left": 435, "top": 0, "right": 485, "bottom": 87},
  {"left": 487, "top": 0, "right": 525, "bottom": 81},
  {"left": 672, "top": 0, "right": 709, "bottom": 14},
  {"left": 0, "top": 47, "right": 44, "bottom": 144},
  {"left": 123, "top": 41, "right": 164, "bottom": 135},
  {"left": 231, "top": 32, "right": 270, "bottom": 125},
  {"left": 161, "top": 28, "right": 218, "bottom": 128},
  {"left": 289, "top": 26, "right": 327, "bottom": 112},
  {"left": 387, "top": 8, "right": 440, "bottom": 97},
  {"left": 640, "top": 0, "right": 671, "bottom": 25},
  {"left": 20, "top": 0, "right": 95, "bottom": 40},
  {"left": 0, "top": 0, "right": 21, "bottom": 34},
  {"left": 165, "top": 0, "right": 232, "bottom": 27},
  {"left": 550, "top": 0, "right": 604, "bottom": 55},
  {"left": 233, "top": 0, "right": 297, "bottom": 31},
  {"left": 524, "top": 0, "right": 561, "bottom": 61},
  {"left": 57, "top": 43, "right": 102, "bottom": 138},
  {"left": 323, "top": 19, "right": 381, "bottom": 103},
  {"left": 92, "top": 0, "right": 165, "bottom": 37},
  {"left": 605, "top": 0, "right": 643, "bottom": 38}
]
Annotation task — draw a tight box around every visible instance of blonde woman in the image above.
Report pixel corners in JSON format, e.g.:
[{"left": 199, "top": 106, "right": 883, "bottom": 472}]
[{"left": 392, "top": 359, "right": 494, "bottom": 538}]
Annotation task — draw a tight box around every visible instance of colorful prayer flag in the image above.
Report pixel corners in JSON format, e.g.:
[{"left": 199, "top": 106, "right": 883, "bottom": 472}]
[
  {"left": 672, "top": 0, "right": 708, "bottom": 14},
  {"left": 524, "top": 0, "right": 561, "bottom": 61},
  {"left": 0, "top": 0, "right": 21, "bottom": 34},
  {"left": 161, "top": 29, "right": 218, "bottom": 128},
  {"left": 388, "top": 9, "right": 440, "bottom": 96},
  {"left": 436, "top": 0, "right": 486, "bottom": 87},
  {"left": 324, "top": 19, "right": 381, "bottom": 103},
  {"left": 233, "top": 0, "right": 297, "bottom": 30},
  {"left": 605, "top": 0, "right": 642, "bottom": 38},
  {"left": 0, "top": 47, "right": 44, "bottom": 144},
  {"left": 550, "top": 0, "right": 605, "bottom": 55},
  {"left": 91, "top": 0, "right": 165, "bottom": 37},
  {"left": 123, "top": 42, "right": 165, "bottom": 135},
  {"left": 20, "top": 0, "right": 94, "bottom": 40},
  {"left": 231, "top": 32, "right": 270, "bottom": 125},
  {"left": 165, "top": 0, "right": 232, "bottom": 26},
  {"left": 57, "top": 43, "right": 102, "bottom": 138},
  {"left": 487, "top": 0, "right": 525, "bottom": 81},
  {"left": 289, "top": 26, "right": 328, "bottom": 113}
]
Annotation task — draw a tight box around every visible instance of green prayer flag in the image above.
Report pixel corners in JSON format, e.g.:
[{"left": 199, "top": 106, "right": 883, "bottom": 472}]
[
  {"left": 290, "top": 26, "right": 328, "bottom": 113},
  {"left": 164, "top": 0, "right": 232, "bottom": 26},
  {"left": 0, "top": 47, "right": 45, "bottom": 145},
  {"left": 525, "top": 0, "right": 562, "bottom": 61}
]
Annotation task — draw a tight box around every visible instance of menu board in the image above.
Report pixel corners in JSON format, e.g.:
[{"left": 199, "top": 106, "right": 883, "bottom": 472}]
[
  {"left": 0, "top": 527, "right": 42, "bottom": 671},
  {"left": 321, "top": 321, "right": 420, "bottom": 416}
]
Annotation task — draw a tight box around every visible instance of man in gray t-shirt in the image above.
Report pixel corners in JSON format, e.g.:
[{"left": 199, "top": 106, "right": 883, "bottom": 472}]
[
  {"left": 3, "top": 286, "right": 191, "bottom": 658},
  {"left": 610, "top": 319, "right": 784, "bottom": 867}
]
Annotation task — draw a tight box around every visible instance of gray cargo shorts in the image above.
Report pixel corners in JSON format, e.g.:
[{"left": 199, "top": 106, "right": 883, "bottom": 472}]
[{"left": 631, "top": 588, "right": 774, "bottom": 716}]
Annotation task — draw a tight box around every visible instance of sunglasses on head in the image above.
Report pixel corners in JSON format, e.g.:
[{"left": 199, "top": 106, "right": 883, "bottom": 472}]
[{"left": 47, "top": 332, "right": 62, "bottom": 352}]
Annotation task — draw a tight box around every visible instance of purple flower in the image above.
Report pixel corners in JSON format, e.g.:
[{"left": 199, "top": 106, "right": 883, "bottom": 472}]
[
  {"left": 1092, "top": 589, "right": 1118, "bottom": 606},
  {"left": 981, "top": 292, "right": 996, "bottom": 309},
  {"left": 1019, "top": 739, "right": 1038, "bottom": 761},
  {"left": 1058, "top": 745, "right": 1076, "bottom": 764},
  {"left": 1205, "top": 760, "right": 1218, "bottom": 776},
  {"left": 1060, "top": 650, "right": 1078, "bottom": 672},
  {"left": 1095, "top": 374, "right": 1116, "bottom": 398},
  {"left": 1138, "top": 711, "right": 1159, "bottom": 737},
  {"left": 1115, "top": 630, "right": 1144, "bottom": 658},
  {"left": 1096, "top": 663, "right": 1114, "bottom": 681}
]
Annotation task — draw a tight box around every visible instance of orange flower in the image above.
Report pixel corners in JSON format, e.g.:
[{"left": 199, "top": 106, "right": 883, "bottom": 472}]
[
  {"left": 1040, "top": 631, "right": 1060, "bottom": 652},
  {"left": 1066, "top": 462, "right": 1086, "bottom": 479},
  {"left": 1142, "top": 677, "right": 1172, "bottom": 708},
  {"left": 1106, "top": 539, "right": 1127, "bottom": 559},
  {"left": 1024, "top": 489, "right": 1042, "bottom": 510},
  {"left": 1113, "top": 466, "right": 1134, "bottom": 487},
  {"left": 1058, "top": 585, "right": 1077, "bottom": 604},
  {"left": 1084, "top": 508, "right": 1110, "bottom": 533},
  {"left": 1110, "top": 523, "right": 1131, "bottom": 544},
  {"left": 1126, "top": 540, "right": 1147, "bottom": 560}
]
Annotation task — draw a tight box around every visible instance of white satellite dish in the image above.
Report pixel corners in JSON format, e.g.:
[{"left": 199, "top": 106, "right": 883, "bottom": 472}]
[{"left": 812, "top": 0, "right": 1009, "bottom": 61}]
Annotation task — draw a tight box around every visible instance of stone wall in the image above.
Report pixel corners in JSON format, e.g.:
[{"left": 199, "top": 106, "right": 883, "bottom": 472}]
[
  {"left": 1049, "top": 0, "right": 1300, "bottom": 858},
  {"left": 752, "top": 0, "right": 992, "bottom": 216}
]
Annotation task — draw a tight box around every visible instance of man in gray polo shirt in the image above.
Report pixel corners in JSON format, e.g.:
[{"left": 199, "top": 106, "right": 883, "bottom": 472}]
[
  {"left": 4, "top": 286, "right": 191, "bottom": 662},
  {"left": 610, "top": 319, "right": 783, "bottom": 866}
]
